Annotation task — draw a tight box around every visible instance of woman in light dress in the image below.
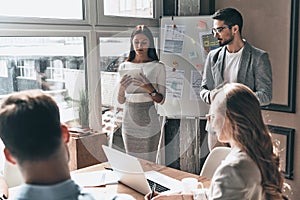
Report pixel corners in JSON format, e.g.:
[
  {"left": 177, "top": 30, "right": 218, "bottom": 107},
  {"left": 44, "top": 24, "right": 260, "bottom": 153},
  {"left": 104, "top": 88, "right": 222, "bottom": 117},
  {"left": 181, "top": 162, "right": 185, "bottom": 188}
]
[{"left": 117, "top": 25, "right": 166, "bottom": 162}]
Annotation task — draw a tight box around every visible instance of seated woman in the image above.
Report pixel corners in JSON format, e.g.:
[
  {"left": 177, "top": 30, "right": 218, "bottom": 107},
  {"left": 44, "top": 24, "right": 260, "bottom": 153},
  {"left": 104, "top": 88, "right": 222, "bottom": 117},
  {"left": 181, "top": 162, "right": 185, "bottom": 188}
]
[{"left": 145, "top": 83, "right": 285, "bottom": 200}]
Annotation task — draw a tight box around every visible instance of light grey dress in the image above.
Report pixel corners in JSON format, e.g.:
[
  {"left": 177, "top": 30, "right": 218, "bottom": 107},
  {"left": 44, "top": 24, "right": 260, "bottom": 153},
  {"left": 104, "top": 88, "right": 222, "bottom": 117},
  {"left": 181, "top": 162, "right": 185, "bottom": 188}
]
[{"left": 123, "top": 101, "right": 161, "bottom": 161}]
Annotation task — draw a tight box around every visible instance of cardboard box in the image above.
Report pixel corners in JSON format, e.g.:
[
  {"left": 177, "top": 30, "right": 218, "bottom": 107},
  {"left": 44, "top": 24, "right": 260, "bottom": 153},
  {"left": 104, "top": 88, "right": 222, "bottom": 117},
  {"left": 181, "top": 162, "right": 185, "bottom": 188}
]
[{"left": 68, "top": 133, "right": 108, "bottom": 171}]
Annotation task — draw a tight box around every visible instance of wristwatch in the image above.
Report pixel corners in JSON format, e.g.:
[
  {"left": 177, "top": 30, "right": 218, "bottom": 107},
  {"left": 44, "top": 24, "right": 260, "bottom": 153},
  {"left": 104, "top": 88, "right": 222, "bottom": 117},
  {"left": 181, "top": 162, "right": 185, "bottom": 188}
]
[{"left": 149, "top": 90, "right": 158, "bottom": 97}]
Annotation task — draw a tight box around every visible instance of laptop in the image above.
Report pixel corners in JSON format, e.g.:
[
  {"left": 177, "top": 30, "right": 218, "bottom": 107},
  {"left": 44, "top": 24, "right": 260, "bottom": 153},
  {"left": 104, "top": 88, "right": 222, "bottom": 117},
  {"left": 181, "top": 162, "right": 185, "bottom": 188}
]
[{"left": 102, "top": 145, "right": 182, "bottom": 195}]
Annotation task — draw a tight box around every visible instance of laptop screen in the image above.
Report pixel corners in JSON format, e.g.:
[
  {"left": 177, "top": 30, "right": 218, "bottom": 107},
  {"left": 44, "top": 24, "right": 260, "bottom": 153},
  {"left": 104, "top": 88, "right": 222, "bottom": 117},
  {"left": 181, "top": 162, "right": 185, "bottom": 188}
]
[{"left": 102, "top": 145, "right": 182, "bottom": 195}]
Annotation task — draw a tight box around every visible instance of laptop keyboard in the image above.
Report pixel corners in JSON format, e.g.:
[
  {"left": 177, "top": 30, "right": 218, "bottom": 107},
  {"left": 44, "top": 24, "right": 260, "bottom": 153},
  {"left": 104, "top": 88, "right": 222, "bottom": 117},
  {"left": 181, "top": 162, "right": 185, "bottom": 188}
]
[{"left": 147, "top": 179, "right": 170, "bottom": 193}]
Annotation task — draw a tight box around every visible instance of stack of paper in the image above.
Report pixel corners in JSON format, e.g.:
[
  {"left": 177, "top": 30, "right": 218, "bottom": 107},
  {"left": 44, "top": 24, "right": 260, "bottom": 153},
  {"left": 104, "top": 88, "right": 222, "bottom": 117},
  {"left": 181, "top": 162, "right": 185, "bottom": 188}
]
[{"left": 71, "top": 170, "right": 119, "bottom": 187}]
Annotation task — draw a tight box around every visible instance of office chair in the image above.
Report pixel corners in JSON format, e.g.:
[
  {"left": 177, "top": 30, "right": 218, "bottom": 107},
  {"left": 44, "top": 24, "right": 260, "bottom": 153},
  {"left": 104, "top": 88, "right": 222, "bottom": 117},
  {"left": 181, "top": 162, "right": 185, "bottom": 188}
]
[{"left": 200, "top": 146, "right": 231, "bottom": 179}]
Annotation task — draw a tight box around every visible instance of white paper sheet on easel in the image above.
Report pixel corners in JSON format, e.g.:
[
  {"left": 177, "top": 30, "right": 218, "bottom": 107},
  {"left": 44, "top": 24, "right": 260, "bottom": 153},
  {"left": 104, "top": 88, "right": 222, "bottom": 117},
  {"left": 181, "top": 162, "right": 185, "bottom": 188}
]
[
  {"left": 163, "top": 24, "right": 185, "bottom": 54},
  {"left": 190, "top": 70, "right": 202, "bottom": 100},
  {"left": 165, "top": 67, "right": 185, "bottom": 99},
  {"left": 71, "top": 170, "right": 119, "bottom": 187}
]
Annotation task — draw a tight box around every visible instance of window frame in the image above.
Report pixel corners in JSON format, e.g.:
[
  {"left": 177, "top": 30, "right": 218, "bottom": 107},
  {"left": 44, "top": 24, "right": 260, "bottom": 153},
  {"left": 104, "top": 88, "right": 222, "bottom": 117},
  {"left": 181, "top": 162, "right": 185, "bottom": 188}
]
[
  {"left": 96, "top": 0, "right": 161, "bottom": 26},
  {"left": 0, "top": 0, "right": 90, "bottom": 25},
  {"left": 0, "top": 25, "right": 103, "bottom": 130}
]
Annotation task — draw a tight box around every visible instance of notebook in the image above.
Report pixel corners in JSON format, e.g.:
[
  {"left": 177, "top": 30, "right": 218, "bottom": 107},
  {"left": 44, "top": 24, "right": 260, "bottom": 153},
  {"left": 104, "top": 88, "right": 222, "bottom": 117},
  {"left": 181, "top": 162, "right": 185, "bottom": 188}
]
[{"left": 102, "top": 145, "right": 182, "bottom": 195}]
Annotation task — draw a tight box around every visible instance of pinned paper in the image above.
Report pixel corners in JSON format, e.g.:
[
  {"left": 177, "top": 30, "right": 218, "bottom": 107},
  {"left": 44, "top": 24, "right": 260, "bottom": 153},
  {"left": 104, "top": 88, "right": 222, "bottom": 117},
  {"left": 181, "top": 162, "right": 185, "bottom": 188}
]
[
  {"left": 188, "top": 51, "right": 198, "bottom": 59},
  {"left": 163, "top": 24, "right": 185, "bottom": 54},
  {"left": 197, "top": 20, "right": 207, "bottom": 30},
  {"left": 165, "top": 67, "right": 185, "bottom": 99}
]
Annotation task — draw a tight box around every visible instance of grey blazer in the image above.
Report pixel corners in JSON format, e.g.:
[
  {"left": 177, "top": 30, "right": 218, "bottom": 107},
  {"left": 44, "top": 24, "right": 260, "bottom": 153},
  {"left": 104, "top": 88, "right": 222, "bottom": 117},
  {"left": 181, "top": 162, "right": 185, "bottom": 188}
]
[{"left": 200, "top": 41, "right": 272, "bottom": 106}]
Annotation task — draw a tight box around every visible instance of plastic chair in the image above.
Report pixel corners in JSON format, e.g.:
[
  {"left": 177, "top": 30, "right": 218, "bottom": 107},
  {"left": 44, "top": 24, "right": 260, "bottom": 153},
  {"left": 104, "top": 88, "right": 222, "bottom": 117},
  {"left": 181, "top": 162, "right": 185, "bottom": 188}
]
[
  {"left": 200, "top": 147, "right": 231, "bottom": 179},
  {"left": 3, "top": 161, "right": 24, "bottom": 188}
]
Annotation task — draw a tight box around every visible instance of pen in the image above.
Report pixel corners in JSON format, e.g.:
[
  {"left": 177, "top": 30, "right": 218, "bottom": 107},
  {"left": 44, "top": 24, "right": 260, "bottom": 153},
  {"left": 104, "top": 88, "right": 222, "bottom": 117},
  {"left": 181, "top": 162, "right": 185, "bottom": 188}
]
[
  {"left": 149, "top": 183, "right": 156, "bottom": 199},
  {"left": 104, "top": 167, "right": 113, "bottom": 171}
]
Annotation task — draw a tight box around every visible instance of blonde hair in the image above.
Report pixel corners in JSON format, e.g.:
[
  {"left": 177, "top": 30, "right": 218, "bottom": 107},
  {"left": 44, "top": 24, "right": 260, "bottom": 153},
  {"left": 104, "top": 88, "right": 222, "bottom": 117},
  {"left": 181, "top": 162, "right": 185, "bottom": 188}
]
[{"left": 212, "top": 83, "right": 284, "bottom": 199}]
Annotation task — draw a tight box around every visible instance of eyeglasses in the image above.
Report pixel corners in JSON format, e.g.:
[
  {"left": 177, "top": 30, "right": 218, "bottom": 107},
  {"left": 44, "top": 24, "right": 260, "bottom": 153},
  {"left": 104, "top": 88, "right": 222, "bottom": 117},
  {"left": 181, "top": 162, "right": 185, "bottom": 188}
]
[
  {"left": 205, "top": 113, "right": 215, "bottom": 122},
  {"left": 211, "top": 25, "right": 231, "bottom": 35}
]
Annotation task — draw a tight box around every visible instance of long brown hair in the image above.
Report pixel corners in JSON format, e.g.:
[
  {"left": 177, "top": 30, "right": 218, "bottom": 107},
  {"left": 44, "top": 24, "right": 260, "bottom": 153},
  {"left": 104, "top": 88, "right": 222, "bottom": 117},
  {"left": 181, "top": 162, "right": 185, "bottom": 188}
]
[
  {"left": 213, "top": 83, "right": 284, "bottom": 199},
  {"left": 126, "top": 25, "right": 159, "bottom": 62}
]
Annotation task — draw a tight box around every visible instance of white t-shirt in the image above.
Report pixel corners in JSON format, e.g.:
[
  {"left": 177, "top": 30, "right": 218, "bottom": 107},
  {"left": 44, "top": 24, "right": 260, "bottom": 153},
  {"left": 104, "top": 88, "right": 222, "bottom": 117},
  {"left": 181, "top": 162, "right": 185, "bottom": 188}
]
[{"left": 223, "top": 47, "right": 244, "bottom": 83}]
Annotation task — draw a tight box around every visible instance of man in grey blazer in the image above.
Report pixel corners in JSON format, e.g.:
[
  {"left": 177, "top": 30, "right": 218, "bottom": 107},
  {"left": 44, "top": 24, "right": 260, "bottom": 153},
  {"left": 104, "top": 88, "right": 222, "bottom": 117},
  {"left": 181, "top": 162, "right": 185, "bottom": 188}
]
[
  {"left": 200, "top": 8, "right": 272, "bottom": 106},
  {"left": 200, "top": 8, "right": 272, "bottom": 150}
]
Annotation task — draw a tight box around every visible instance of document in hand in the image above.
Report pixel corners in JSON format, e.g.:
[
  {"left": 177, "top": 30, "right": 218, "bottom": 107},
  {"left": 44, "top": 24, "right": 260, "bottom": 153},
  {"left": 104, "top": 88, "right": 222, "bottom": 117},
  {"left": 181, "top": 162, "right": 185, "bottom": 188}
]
[
  {"left": 118, "top": 68, "right": 143, "bottom": 78},
  {"left": 118, "top": 68, "right": 144, "bottom": 93}
]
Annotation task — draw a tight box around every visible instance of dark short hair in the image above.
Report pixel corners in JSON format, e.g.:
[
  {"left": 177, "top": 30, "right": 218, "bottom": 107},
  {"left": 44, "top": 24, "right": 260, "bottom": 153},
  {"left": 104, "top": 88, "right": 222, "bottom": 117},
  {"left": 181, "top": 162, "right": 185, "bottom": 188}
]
[
  {"left": 127, "top": 25, "right": 159, "bottom": 62},
  {"left": 212, "top": 8, "right": 243, "bottom": 34},
  {"left": 0, "top": 90, "right": 62, "bottom": 163}
]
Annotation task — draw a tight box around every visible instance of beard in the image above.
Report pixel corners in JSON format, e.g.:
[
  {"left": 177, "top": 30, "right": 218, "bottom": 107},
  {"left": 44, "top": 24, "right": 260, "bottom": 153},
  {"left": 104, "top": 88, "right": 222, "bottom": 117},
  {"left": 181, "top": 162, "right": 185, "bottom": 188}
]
[{"left": 218, "top": 35, "right": 234, "bottom": 46}]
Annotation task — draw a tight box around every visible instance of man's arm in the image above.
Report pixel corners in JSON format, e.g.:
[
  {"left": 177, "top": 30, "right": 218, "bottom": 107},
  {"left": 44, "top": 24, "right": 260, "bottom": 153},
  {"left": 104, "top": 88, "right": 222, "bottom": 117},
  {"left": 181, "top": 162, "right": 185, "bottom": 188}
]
[
  {"left": 200, "top": 54, "right": 214, "bottom": 104},
  {"left": 254, "top": 52, "right": 272, "bottom": 106}
]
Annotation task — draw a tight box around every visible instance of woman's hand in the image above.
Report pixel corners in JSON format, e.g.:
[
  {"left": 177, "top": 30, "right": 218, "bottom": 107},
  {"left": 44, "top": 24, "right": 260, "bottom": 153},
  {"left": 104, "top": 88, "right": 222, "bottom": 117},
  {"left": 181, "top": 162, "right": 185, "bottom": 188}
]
[
  {"left": 144, "top": 192, "right": 190, "bottom": 200},
  {"left": 119, "top": 74, "right": 133, "bottom": 92},
  {"left": 144, "top": 191, "right": 160, "bottom": 200},
  {"left": 132, "top": 73, "right": 156, "bottom": 93},
  {"left": 145, "top": 191, "right": 175, "bottom": 200},
  {"left": 118, "top": 74, "right": 132, "bottom": 104},
  {"left": 132, "top": 73, "right": 164, "bottom": 103},
  {"left": 120, "top": 73, "right": 164, "bottom": 103}
]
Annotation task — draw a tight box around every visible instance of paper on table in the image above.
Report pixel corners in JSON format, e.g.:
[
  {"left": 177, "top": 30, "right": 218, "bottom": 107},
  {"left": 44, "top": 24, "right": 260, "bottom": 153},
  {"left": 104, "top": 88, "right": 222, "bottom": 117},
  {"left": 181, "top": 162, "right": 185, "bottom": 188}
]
[{"left": 71, "top": 170, "right": 119, "bottom": 187}]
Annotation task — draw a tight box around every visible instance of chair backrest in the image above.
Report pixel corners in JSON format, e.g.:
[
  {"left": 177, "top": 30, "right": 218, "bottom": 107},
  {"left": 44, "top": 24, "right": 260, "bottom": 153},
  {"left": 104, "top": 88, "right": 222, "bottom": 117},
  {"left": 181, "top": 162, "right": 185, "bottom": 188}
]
[
  {"left": 200, "top": 146, "right": 231, "bottom": 179},
  {"left": 3, "top": 161, "right": 24, "bottom": 188}
]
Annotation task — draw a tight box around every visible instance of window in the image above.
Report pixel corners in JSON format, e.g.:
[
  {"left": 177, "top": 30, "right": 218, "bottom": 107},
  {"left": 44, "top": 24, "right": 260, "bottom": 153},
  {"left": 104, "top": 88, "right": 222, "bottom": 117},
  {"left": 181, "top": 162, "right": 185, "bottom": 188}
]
[
  {"left": 0, "top": 36, "right": 86, "bottom": 127},
  {"left": 99, "top": 37, "right": 129, "bottom": 111},
  {"left": 97, "top": 0, "right": 160, "bottom": 26},
  {"left": 103, "top": 0, "right": 153, "bottom": 18},
  {"left": 0, "top": 0, "right": 83, "bottom": 19}
]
